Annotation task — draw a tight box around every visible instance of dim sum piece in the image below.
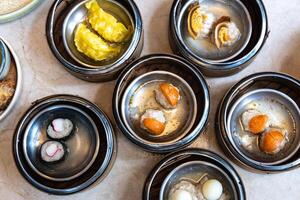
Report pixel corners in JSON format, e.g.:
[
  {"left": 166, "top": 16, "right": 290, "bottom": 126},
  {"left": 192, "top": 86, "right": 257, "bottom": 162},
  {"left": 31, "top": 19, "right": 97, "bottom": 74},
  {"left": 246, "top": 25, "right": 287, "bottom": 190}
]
[
  {"left": 155, "top": 83, "right": 180, "bottom": 109},
  {"left": 140, "top": 109, "right": 166, "bottom": 135},
  {"left": 85, "top": 0, "right": 132, "bottom": 43},
  {"left": 259, "top": 128, "right": 287, "bottom": 154},
  {"left": 187, "top": 4, "right": 216, "bottom": 39},
  {"left": 40, "top": 141, "right": 65, "bottom": 163},
  {"left": 74, "top": 23, "right": 122, "bottom": 61},
  {"left": 47, "top": 118, "right": 74, "bottom": 139},
  {"left": 212, "top": 16, "right": 241, "bottom": 49}
]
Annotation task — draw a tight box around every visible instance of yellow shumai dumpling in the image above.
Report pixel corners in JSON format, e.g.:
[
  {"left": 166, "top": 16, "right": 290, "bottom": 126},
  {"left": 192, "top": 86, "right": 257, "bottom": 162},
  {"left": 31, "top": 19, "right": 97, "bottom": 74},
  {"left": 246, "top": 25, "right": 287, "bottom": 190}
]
[
  {"left": 85, "top": 0, "right": 131, "bottom": 43},
  {"left": 74, "top": 23, "right": 121, "bottom": 61}
]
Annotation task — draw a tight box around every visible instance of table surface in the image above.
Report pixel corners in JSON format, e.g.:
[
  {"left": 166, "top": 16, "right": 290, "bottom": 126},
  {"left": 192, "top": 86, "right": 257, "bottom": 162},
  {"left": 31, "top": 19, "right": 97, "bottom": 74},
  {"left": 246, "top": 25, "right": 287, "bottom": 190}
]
[{"left": 1, "top": 0, "right": 300, "bottom": 199}]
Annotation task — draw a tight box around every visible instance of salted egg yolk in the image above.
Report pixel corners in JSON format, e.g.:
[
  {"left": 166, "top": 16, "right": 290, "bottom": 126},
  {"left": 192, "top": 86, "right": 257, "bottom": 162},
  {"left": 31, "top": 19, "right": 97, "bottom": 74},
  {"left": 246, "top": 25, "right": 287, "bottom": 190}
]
[
  {"left": 159, "top": 83, "right": 180, "bottom": 107},
  {"left": 202, "top": 179, "right": 223, "bottom": 200},
  {"left": 143, "top": 118, "right": 165, "bottom": 135},
  {"left": 260, "top": 130, "right": 285, "bottom": 154},
  {"left": 248, "top": 114, "right": 269, "bottom": 134}
]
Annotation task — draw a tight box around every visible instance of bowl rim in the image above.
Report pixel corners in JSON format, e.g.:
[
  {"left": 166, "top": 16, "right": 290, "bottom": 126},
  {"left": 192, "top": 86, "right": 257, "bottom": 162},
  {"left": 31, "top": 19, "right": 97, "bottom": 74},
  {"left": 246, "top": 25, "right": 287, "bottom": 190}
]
[
  {"left": 170, "top": 0, "right": 268, "bottom": 70},
  {"left": 175, "top": 0, "right": 253, "bottom": 63},
  {"left": 62, "top": 0, "right": 136, "bottom": 69},
  {"left": 143, "top": 148, "right": 246, "bottom": 200},
  {"left": 13, "top": 94, "right": 116, "bottom": 195},
  {"left": 0, "top": 37, "right": 22, "bottom": 122},
  {"left": 159, "top": 160, "right": 237, "bottom": 200},
  {"left": 0, "top": 0, "right": 44, "bottom": 24},
  {"left": 22, "top": 104, "right": 101, "bottom": 182},
  {"left": 216, "top": 72, "right": 300, "bottom": 172},
  {"left": 113, "top": 54, "right": 210, "bottom": 153},
  {"left": 46, "top": 0, "right": 143, "bottom": 75},
  {"left": 226, "top": 88, "right": 300, "bottom": 165},
  {"left": 120, "top": 70, "right": 198, "bottom": 145}
]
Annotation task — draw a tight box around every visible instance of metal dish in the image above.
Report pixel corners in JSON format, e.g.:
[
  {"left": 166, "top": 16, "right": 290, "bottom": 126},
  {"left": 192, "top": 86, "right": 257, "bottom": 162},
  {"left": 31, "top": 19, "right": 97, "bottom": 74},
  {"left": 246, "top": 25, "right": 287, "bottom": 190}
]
[
  {"left": 23, "top": 105, "right": 100, "bottom": 182},
  {"left": 113, "top": 54, "right": 210, "bottom": 153},
  {"left": 143, "top": 148, "right": 246, "bottom": 200},
  {"left": 121, "top": 70, "right": 197, "bottom": 145},
  {"left": 177, "top": 0, "right": 252, "bottom": 63},
  {"left": 0, "top": 0, "right": 44, "bottom": 24},
  {"left": 46, "top": 0, "right": 143, "bottom": 82},
  {"left": 0, "top": 37, "right": 22, "bottom": 121},
  {"left": 13, "top": 95, "right": 116, "bottom": 195},
  {"left": 62, "top": 0, "right": 133, "bottom": 68},
  {"left": 0, "top": 39, "right": 11, "bottom": 80},
  {"left": 160, "top": 160, "right": 237, "bottom": 200},
  {"left": 169, "top": 0, "right": 269, "bottom": 77},
  {"left": 216, "top": 72, "right": 300, "bottom": 172},
  {"left": 227, "top": 89, "right": 300, "bottom": 165}
]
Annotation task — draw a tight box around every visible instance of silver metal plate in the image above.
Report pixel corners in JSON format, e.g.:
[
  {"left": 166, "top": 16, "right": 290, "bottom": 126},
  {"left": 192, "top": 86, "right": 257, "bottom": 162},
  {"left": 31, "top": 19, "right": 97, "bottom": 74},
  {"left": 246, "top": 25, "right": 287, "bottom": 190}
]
[
  {"left": 62, "top": 0, "right": 133, "bottom": 68},
  {"left": 160, "top": 160, "right": 237, "bottom": 200},
  {"left": 177, "top": 0, "right": 252, "bottom": 63},
  {"left": 227, "top": 89, "right": 300, "bottom": 165},
  {"left": 121, "top": 71, "right": 197, "bottom": 145},
  {"left": 23, "top": 104, "right": 100, "bottom": 181}
]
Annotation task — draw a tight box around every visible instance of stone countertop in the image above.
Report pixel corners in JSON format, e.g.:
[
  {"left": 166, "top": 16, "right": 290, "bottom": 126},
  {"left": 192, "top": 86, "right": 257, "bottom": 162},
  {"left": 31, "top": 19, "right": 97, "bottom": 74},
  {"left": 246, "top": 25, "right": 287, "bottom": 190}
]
[{"left": 0, "top": 0, "right": 300, "bottom": 199}]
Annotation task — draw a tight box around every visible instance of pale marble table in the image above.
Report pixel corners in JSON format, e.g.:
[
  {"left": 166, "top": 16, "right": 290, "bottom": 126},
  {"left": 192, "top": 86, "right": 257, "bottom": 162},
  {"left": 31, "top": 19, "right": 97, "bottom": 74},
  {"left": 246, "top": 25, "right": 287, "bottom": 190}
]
[{"left": 0, "top": 0, "right": 300, "bottom": 199}]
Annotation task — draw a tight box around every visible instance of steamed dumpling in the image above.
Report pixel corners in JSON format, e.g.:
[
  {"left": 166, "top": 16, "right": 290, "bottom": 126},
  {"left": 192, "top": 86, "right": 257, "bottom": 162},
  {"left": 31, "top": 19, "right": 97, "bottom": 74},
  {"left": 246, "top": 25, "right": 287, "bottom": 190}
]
[
  {"left": 187, "top": 4, "right": 216, "bottom": 39},
  {"left": 213, "top": 16, "right": 241, "bottom": 49},
  {"left": 155, "top": 83, "right": 180, "bottom": 109},
  {"left": 140, "top": 109, "right": 166, "bottom": 135},
  {"left": 74, "top": 23, "right": 121, "bottom": 61},
  {"left": 260, "top": 128, "right": 287, "bottom": 154},
  {"left": 85, "top": 0, "right": 131, "bottom": 43},
  {"left": 241, "top": 109, "right": 269, "bottom": 134}
]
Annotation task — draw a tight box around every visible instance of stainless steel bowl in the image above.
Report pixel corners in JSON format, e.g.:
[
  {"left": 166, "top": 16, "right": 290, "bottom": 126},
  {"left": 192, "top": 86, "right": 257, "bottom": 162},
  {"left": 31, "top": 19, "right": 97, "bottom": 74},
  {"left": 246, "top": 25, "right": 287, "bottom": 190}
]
[
  {"left": 121, "top": 70, "right": 197, "bottom": 145},
  {"left": 46, "top": 0, "right": 143, "bottom": 82},
  {"left": 0, "top": 39, "right": 11, "bottom": 80},
  {"left": 160, "top": 160, "right": 237, "bottom": 200},
  {"left": 227, "top": 89, "right": 300, "bottom": 165},
  {"left": 143, "top": 148, "right": 246, "bottom": 200},
  {"left": 23, "top": 104, "right": 100, "bottom": 181},
  {"left": 216, "top": 72, "right": 300, "bottom": 172},
  {"left": 169, "top": 0, "right": 269, "bottom": 77},
  {"left": 0, "top": 37, "right": 22, "bottom": 122},
  {"left": 113, "top": 54, "right": 210, "bottom": 153},
  {"left": 62, "top": 0, "right": 133, "bottom": 68},
  {"left": 176, "top": 0, "right": 252, "bottom": 63},
  {"left": 13, "top": 95, "right": 116, "bottom": 195}
]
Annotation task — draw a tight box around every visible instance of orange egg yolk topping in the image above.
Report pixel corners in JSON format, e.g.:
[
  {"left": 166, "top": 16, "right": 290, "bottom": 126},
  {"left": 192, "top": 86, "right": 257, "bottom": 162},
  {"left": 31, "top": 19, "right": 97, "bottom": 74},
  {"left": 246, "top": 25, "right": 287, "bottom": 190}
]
[
  {"left": 143, "top": 118, "right": 165, "bottom": 135},
  {"left": 248, "top": 115, "right": 269, "bottom": 134},
  {"left": 260, "top": 130, "right": 285, "bottom": 154},
  {"left": 159, "top": 83, "right": 180, "bottom": 107}
]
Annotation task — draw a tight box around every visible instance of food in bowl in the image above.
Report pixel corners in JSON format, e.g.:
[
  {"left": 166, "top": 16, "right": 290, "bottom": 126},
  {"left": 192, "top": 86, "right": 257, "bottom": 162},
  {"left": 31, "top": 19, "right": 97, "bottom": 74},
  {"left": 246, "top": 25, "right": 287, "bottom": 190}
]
[
  {"left": 212, "top": 16, "right": 241, "bottom": 49},
  {"left": 202, "top": 179, "right": 223, "bottom": 200},
  {"left": 0, "top": 79, "right": 15, "bottom": 111},
  {"left": 187, "top": 3, "right": 241, "bottom": 50},
  {"left": 168, "top": 174, "right": 225, "bottom": 200},
  {"left": 40, "top": 141, "right": 66, "bottom": 163},
  {"left": 169, "top": 180, "right": 198, "bottom": 200},
  {"left": 241, "top": 109, "right": 269, "bottom": 134},
  {"left": 73, "top": 0, "right": 132, "bottom": 62},
  {"left": 259, "top": 128, "right": 287, "bottom": 154},
  {"left": 86, "top": 0, "right": 131, "bottom": 43},
  {"left": 140, "top": 109, "right": 166, "bottom": 135},
  {"left": 47, "top": 118, "right": 74, "bottom": 139},
  {"left": 187, "top": 4, "right": 216, "bottom": 39},
  {"left": 155, "top": 83, "right": 181, "bottom": 109},
  {"left": 74, "top": 23, "right": 121, "bottom": 61}
]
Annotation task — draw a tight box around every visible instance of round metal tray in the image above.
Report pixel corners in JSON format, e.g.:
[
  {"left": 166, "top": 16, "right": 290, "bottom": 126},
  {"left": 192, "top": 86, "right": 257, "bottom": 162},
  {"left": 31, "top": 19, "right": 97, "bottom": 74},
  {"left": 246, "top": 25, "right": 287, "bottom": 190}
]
[
  {"left": 113, "top": 54, "right": 210, "bottom": 153},
  {"left": 13, "top": 95, "right": 116, "bottom": 195},
  {"left": 143, "top": 148, "right": 246, "bottom": 200},
  {"left": 216, "top": 72, "right": 300, "bottom": 173},
  {"left": 46, "top": 0, "right": 143, "bottom": 82}
]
